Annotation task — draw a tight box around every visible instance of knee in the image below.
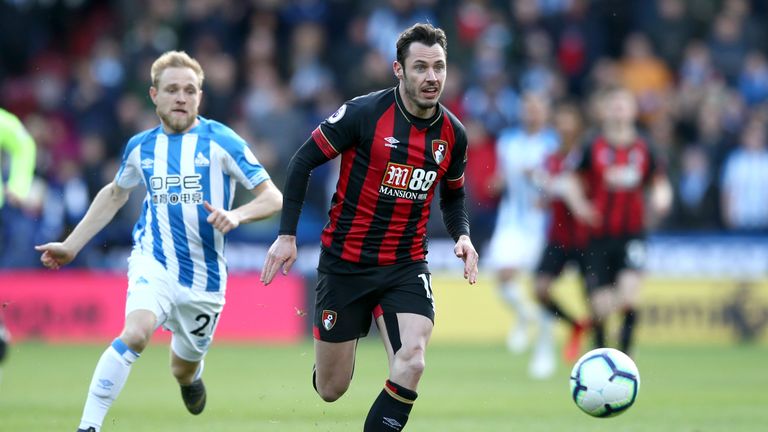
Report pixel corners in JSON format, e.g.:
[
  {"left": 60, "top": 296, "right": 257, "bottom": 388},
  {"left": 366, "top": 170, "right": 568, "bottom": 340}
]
[
  {"left": 119, "top": 327, "right": 151, "bottom": 353},
  {"left": 393, "top": 345, "right": 426, "bottom": 378},
  {"left": 315, "top": 380, "right": 350, "bottom": 403}
]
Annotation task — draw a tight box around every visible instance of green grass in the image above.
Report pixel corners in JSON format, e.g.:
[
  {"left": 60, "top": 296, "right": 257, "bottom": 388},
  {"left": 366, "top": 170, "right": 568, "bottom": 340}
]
[{"left": 0, "top": 342, "right": 766, "bottom": 431}]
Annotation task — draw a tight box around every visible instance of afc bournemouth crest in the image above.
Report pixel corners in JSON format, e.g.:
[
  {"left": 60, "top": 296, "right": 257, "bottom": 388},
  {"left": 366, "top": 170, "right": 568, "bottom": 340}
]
[
  {"left": 322, "top": 310, "right": 337, "bottom": 331},
  {"left": 432, "top": 139, "right": 447, "bottom": 164}
]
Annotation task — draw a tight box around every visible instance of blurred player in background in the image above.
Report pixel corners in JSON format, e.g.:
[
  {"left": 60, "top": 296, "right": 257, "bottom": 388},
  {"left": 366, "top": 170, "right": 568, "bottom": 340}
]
[
  {"left": 531, "top": 103, "right": 597, "bottom": 373},
  {"left": 0, "top": 107, "right": 37, "bottom": 384},
  {"left": 35, "top": 51, "right": 282, "bottom": 432},
  {"left": 486, "top": 92, "right": 558, "bottom": 373},
  {"left": 261, "top": 23, "right": 478, "bottom": 431},
  {"left": 564, "top": 87, "right": 672, "bottom": 355}
]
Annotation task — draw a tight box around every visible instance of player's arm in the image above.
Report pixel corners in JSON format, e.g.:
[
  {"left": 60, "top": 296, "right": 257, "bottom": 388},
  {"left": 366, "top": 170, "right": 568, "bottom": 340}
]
[
  {"left": 554, "top": 141, "right": 600, "bottom": 226},
  {"left": 644, "top": 148, "right": 673, "bottom": 218},
  {"left": 35, "top": 181, "right": 131, "bottom": 269},
  {"left": 262, "top": 101, "right": 359, "bottom": 285},
  {"left": 549, "top": 170, "right": 598, "bottom": 225},
  {"left": 0, "top": 111, "right": 36, "bottom": 204},
  {"left": 441, "top": 184, "right": 478, "bottom": 284},
  {"left": 440, "top": 130, "right": 478, "bottom": 284},
  {"left": 551, "top": 173, "right": 600, "bottom": 227},
  {"left": 204, "top": 179, "right": 282, "bottom": 234},
  {"left": 260, "top": 137, "right": 333, "bottom": 285}
]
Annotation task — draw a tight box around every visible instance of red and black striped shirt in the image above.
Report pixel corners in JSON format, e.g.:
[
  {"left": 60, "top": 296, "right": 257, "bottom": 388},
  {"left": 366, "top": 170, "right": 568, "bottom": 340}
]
[
  {"left": 284, "top": 87, "right": 468, "bottom": 265},
  {"left": 544, "top": 150, "right": 590, "bottom": 249},
  {"left": 577, "top": 135, "right": 659, "bottom": 238}
]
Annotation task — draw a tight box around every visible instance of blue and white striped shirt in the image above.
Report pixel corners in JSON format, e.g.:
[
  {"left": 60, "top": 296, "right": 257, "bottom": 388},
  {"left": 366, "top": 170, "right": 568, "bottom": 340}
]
[{"left": 115, "top": 117, "right": 271, "bottom": 293}]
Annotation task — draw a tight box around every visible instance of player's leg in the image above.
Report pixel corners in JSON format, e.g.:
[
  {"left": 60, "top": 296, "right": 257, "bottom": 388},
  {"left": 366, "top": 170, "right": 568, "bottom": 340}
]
[
  {"left": 616, "top": 238, "right": 646, "bottom": 355},
  {"left": 366, "top": 312, "right": 431, "bottom": 431},
  {"left": 616, "top": 269, "right": 643, "bottom": 355},
  {"left": 364, "top": 265, "right": 435, "bottom": 431},
  {"left": 166, "top": 288, "right": 225, "bottom": 415},
  {"left": 0, "top": 314, "right": 9, "bottom": 385},
  {"left": 530, "top": 270, "right": 558, "bottom": 378},
  {"left": 583, "top": 239, "right": 618, "bottom": 349},
  {"left": 312, "top": 269, "right": 376, "bottom": 402},
  {"left": 314, "top": 339, "right": 359, "bottom": 402},
  {"left": 78, "top": 256, "right": 170, "bottom": 432},
  {"left": 78, "top": 310, "right": 157, "bottom": 432},
  {"left": 488, "top": 230, "right": 535, "bottom": 353}
]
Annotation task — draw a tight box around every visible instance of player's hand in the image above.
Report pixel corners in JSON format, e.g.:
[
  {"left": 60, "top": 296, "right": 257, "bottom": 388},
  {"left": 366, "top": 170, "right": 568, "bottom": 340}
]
[
  {"left": 204, "top": 201, "right": 239, "bottom": 234},
  {"left": 34, "top": 242, "right": 76, "bottom": 270},
  {"left": 454, "top": 235, "right": 479, "bottom": 285},
  {"left": 573, "top": 202, "right": 602, "bottom": 228},
  {"left": 261, "top": 235, "right": 297, "bottom": 285}
]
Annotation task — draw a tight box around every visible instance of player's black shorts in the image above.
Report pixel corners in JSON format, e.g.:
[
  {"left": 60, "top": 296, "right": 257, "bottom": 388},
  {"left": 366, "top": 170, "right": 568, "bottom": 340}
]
[
  {"left": 535, "top": 244, "right": 588, "bottom": 278},
  {"left": 314, "top": 250, "right": 435, "bottom": 342},
  {"left": 583, "top": 235, "right": 646, "bottom": 292}
]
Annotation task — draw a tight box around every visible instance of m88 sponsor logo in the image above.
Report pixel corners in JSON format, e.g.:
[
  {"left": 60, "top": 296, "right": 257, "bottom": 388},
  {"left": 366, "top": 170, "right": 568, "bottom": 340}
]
[{"left": 379, "top": 162, "right": 436, "bottom": 201}]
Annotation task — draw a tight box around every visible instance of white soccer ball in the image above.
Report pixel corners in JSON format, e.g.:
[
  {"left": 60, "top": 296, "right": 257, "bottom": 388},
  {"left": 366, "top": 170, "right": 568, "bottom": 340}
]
[{"left": 569, "top": 348, "right": 640, "bottom": 417}]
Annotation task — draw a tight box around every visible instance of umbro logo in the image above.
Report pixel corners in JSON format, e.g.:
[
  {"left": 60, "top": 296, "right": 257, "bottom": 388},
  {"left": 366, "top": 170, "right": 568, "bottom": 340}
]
[
  {"left": 382, "top": 417, "right": 402, "bottom": 430},
  {"left": 141, "top": 158, "right": 154, "bottom": 170},
  {"left": 194, "top": 152, "right": 210, "bottom": 167},
  {"left": 384, "top": 136, "right": 399, "bottom": 148}
]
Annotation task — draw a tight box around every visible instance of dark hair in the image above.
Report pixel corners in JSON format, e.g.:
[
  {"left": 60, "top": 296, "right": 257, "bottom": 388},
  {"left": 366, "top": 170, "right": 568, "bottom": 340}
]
[{"left": 395, "top": 23, "right": 447, "bottom": 66}]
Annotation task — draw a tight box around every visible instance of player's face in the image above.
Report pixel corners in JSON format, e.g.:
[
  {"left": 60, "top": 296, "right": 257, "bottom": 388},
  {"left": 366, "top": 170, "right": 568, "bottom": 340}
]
[
  {"left": 602, "top": 90, "right": 637, "bottom": 124},
  {"left": 522, "top": 93, "right": 549, "bottom": 129},
  {"left": 150, "top": 67, "right": 202, "bottom": 134},
  {"left": 396, "top": 42, "right": 447, "bottom": 117}
]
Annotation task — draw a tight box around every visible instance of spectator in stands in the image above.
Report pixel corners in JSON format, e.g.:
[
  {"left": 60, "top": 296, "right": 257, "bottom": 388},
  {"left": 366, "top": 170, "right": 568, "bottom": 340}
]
[{"left": 721, "top": 117, "right": 768, "bottom": 231}]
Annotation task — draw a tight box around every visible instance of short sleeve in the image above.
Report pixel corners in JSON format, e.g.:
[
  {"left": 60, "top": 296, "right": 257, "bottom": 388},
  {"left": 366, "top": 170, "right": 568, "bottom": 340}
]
[
  {"left": 312, "top": 97, "right": 365, "bottom": 159},
  {"left": 114, "top": 136, "right": 144, "bottom": 189},
  {"left": 212, "top": 126, "right": 270, "bottom": 189},
  {"left": 444, "top": 122, "right": 468, "bottom": 190}
]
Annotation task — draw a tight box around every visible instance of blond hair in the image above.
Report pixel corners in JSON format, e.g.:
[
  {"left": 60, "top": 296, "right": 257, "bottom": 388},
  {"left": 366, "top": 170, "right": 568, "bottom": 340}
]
[{"left": 150, "top": 50, "right": 204, "bottom": 88}]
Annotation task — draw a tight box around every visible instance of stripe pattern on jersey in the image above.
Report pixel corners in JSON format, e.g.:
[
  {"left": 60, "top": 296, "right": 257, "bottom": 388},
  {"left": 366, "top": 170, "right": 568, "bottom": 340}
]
[
  {"left": 318, "top": 97, "right": 461, "bottom": 265},
  {"left": 116, "top": 118, "right": 269, "bottom": 293},
  {"left": 587, "top": 136, "right": 653, "bottom": 237}
]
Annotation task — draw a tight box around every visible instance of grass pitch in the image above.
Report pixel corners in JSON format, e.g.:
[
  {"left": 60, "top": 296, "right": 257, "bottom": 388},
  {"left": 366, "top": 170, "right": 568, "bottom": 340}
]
[{"left": 0, "top": 341, "right": 765, "bottom": 431}]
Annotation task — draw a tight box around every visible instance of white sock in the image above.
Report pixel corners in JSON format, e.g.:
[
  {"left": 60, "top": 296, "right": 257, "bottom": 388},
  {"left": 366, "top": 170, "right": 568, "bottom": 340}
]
[
  {"left": 535, "top": 307, "right": 555, "bottom": 351},
  {"left": 499, "top": 281, "right": 532, "bottom": 325},
  {"left": 193, "top": 360, "right": 204, "bottom": 382},
  {"left": 79, "top": 339, "right": 140, "bottom": 431}
]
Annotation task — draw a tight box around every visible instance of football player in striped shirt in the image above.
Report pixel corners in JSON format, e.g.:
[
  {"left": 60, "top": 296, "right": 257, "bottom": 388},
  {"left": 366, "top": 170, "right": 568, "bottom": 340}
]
[
  {"left": 261, "top": 23, "right": 479, "bottom": 431},
  {"left": 36, "top": 51, "right": 282, "bottom": 432}
]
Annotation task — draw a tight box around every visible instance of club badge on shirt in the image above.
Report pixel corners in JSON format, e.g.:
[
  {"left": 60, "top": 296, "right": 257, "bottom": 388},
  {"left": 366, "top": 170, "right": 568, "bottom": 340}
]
[{"left": 432, "top": 139, "right": 447, "bottom": 164}]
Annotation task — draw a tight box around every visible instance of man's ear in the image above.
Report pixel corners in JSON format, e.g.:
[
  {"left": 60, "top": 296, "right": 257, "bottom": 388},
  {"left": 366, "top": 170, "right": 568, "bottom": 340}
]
[{"left": 393, "top": 61, "right": 403, "bottom": 80}]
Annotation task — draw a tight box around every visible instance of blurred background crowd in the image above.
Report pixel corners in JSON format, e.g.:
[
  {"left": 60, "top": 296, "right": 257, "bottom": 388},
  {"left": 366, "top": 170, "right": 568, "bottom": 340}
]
[{"left": 1, "top": 0, "right": 767, "bottom": 269}]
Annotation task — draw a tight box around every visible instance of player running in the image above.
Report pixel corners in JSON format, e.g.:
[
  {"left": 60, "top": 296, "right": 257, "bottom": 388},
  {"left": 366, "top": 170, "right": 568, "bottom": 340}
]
[
  {"left": 35, "top": 51, "right": 282, "bottom": 432},
  {"left": 486, "top": 92, "right": 558, "bottom": 364},
  {"left": 562, "top": 87, "right": 671, "bottom": 355},
  {"left": 531, "top": 103, "right": 597, "bottom": 372},
  {"left": 261, "top": 23, "right": 479, "bottom": 432}
]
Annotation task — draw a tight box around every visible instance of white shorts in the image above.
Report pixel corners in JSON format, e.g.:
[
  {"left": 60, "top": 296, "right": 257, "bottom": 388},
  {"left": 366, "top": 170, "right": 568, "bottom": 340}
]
[
  {"left": 485, "top": 227, "right": 546, "bottom": 271},
  {"left": 126, "top": 255, "right": 225, "bottom": 362}
]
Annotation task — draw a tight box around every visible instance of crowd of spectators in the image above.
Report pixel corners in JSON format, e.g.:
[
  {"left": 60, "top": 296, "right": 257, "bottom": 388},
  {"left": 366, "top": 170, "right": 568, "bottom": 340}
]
[{"left": 1, "top": 0, "right": 767, "bottom": 268}]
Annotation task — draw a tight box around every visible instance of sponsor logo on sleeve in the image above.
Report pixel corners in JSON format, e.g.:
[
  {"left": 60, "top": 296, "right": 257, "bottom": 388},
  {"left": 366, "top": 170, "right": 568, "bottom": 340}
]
[{"left": 327, "top": 104, "right": 347, "bottom": 124}]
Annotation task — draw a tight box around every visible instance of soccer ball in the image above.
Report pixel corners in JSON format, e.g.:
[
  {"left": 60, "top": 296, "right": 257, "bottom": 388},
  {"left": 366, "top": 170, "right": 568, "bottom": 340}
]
[{"left": 569, "top": 348, "right": 640, "bottom": 417}]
